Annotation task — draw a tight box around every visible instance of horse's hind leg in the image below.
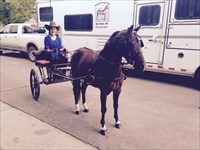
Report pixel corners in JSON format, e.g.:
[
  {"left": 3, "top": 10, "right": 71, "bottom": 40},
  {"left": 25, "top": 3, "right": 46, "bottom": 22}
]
[
  {"left": 113, "top": 89, "right": 122, "bottom": 129},
  {"left": 81, "top": 83, "right": 89, "bottom": 112},
  {"left": 72, "top": 80, "right": 81, "bottom": 115}
]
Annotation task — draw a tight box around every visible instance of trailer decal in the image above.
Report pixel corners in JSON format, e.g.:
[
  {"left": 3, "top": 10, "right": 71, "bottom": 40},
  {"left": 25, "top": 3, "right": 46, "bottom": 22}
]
[{"left": 95, "top": 2, "right": 110, "bottom": 28}]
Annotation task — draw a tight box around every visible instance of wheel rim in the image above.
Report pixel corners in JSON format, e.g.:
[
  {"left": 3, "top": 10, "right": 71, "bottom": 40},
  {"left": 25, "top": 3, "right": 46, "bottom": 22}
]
[{"left": 30, "top": 69, "right": 40, "bottom": 100}]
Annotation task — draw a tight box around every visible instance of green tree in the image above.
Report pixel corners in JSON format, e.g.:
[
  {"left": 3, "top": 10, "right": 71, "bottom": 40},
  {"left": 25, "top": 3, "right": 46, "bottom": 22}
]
[
  {"left": 0, "top": 0, "right": 35, "bottom": 25},
  {"left": 0, "top": 0, "right": 12, "bottom": 25}
]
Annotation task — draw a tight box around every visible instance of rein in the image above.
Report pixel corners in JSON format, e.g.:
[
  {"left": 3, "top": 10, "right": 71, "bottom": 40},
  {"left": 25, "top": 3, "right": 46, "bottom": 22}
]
[
  {"left": 90, "top": 73, "right": 126, "bottom": 82},
  {"left": 88, "top": 52, "right": 126, "bottom": 83},
  {"left": 93, "top": 51, "right": 121, "bottom": 66},
  {"left": 75, "top": 48, "right": 121, "bottom": 66},
  {"left": 71, "top": 49, "right": 125, "bottom": 83}
]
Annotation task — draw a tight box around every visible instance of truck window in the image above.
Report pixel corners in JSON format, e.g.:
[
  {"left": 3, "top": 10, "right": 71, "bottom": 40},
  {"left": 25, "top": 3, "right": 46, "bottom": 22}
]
[
  {"left": 10, "top": 25, "right": 18, "bottom": 33},
  {"left": 23, "top": 26, "right": 34, "bottom": 33},
  {"left": 2, "top": 25, "right": 11, "bottom": 33},
  {"left": 64, "top": 14, "right": 93, "bottom": 31},
  {"left": 139, "top": 5, "right": 160, "bottom": 26},
  {"left": 39, "top": 6, "right": 53, "bottom": 22},
  {"left": 175, "top": 0, "right": 200, "bottom": 19}
]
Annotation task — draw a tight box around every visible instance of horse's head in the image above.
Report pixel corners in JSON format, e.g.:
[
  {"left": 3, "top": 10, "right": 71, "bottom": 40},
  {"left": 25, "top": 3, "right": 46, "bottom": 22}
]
[{"left": 116, "top": 25, "right": 145, "bottom": 72}]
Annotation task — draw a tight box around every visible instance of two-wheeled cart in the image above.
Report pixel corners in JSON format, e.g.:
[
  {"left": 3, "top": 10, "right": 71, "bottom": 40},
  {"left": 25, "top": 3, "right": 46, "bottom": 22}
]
[
  {"left": 30, "top": 60, "right": 72, "bottom": 100},
  {"left": 30, "top": 50, "right": 73, "bottom": 100}
]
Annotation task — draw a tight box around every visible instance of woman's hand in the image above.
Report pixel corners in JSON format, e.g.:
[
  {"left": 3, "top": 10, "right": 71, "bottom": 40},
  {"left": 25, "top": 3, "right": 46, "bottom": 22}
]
[
  {"left": 47, "top": 49, "right": 52, "bottom": 52},
  {"left": 60, "top": 47, "right": 68, "bottom": 52}
]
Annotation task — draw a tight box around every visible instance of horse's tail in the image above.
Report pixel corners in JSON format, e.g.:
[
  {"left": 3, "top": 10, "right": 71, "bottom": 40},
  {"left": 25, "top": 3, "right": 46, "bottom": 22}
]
[
  {"left": 71, "top": 49, "right": 83, "bottom": 75},
  {"left": 71, "top": 50, "right": 82, "bottom": 102}
]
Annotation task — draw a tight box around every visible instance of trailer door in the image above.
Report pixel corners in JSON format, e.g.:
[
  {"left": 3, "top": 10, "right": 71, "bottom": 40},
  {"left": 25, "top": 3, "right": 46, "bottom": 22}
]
[
  {"left": 134, "top": 1, "right": 166, "bottom": 64},
  {"left": 167, "top": 0, "right": 200, "bottom": 50}
]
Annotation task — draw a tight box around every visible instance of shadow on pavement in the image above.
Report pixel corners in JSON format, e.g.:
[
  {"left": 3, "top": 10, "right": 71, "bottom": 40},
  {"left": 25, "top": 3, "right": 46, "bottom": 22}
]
[
  {"left": 0, "top": 51, "right": 29, "bottom": 60},
  {"left": 123, "top": 69, "right": 198, "bottom": 90}
]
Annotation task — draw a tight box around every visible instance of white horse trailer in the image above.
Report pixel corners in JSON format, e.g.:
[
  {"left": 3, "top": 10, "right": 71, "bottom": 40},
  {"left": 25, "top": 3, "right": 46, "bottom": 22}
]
[{"left": 36, "top": 0, "right": 200, "bottom": 88}]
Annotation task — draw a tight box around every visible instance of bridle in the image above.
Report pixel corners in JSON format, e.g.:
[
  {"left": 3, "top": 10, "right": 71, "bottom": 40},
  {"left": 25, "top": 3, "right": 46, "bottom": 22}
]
[{"left": 92, "top": 31, "right": 143, "bottom": 66}]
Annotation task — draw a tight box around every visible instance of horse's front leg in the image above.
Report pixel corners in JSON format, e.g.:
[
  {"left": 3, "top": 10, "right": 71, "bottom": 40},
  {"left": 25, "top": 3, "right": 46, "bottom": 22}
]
[
  {"left": 81, "top": 83, "right": 89, "bottom": 112},
  {"left": 113, "top": 88, "right": 122, "bottom": 129},
  {"left": 100, "top": 90, "right": 108, "bottom": 135}
]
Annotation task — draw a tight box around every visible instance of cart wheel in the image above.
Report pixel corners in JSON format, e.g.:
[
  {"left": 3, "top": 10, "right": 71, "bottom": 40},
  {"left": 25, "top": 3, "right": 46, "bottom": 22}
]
[{"left": 30, "top": 69, "right": 40, "bottom": 100}]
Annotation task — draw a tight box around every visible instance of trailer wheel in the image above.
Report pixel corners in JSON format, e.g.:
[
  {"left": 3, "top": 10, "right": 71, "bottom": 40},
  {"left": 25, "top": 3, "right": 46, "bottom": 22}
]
[
  {"left": 30, "top": 69, "right": 40, "bottom": 100},
  {"left": 28, "top": 45, "right": 37, "bottom": 62},
  {"left": 194, "top": 69, "right": 200, "bottom": 91}
]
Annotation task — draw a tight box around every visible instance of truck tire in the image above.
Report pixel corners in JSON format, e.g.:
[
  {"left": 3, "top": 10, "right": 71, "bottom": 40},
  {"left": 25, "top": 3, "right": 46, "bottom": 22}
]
[{"left": 28, "top": 45, "right": 37, "bottom": 62}]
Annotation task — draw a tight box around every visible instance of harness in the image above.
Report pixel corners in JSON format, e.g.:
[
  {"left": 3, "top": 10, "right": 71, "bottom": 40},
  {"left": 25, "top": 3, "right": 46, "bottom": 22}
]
[
  {"left": 71, "top": 30, "right": 143, "bottom": 83},
  {"left": 85, "top": 51, "right": 126, "bottom": 84}
]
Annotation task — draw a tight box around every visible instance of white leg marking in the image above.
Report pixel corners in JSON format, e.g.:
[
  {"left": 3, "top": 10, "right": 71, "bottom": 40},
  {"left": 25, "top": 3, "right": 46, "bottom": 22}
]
[
  {"left": 75, "top": 104, "right": 80, "bottom": 112},
  {"left": 101, "top": 125, "right": 107, "bottom": 131},
  {"left": 116, "top": 120, "right": 121, "bottom": 125},
  {"left": 83, "top": 103, "right": 89, "bottom": 110}
]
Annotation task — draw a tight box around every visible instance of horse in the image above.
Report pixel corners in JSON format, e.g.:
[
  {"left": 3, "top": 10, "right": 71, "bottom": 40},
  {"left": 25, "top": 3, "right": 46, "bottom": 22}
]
[{"left": 70, "top": 25, "right": 145, "bottom": 135}]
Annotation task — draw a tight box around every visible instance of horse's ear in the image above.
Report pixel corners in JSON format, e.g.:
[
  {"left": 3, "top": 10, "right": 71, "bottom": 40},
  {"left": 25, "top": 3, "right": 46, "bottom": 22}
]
[
  {"left": 127, "top": 25, "right": 134, "bottom": 34},
  {"left": 134, "top": 25, "right": 141, "bottom": 32}
]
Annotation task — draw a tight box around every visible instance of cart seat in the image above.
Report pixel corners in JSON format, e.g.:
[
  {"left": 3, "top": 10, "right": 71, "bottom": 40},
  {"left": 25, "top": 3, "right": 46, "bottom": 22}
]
[{"left": 35, "top": 60, "right": 51, "bottom": 67}]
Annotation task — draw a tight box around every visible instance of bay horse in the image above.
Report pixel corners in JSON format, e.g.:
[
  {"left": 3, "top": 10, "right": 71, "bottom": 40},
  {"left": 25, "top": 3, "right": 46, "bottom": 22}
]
[{"left": 70, "top": 25, "right": 145, "bottom": 135}]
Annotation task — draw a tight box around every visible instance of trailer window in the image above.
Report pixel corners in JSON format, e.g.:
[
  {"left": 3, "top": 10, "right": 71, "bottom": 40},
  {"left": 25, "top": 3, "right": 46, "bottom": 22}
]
[
  {"left": 39, "top": 7, "right": 53, "bottom": 22},
  {"left": 175, "top": 0, "right": 200, "bottom": 19},
  {"left": 139, "top": 5, "right": 160, "bottom": 26},
  {"left": 64, "top": 14, "right": 93, "bottom": 31}
]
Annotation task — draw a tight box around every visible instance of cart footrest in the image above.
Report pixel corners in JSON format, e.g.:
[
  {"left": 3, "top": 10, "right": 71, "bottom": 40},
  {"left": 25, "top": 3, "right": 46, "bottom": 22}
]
[{"left": 35, "top": 60, "right": 51, "bottom": 67}]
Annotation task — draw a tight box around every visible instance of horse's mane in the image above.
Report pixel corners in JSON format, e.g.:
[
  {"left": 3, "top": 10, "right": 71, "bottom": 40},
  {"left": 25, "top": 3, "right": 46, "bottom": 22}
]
[{"left": 108, "top": 31, "right": 120, "bottom": 40}]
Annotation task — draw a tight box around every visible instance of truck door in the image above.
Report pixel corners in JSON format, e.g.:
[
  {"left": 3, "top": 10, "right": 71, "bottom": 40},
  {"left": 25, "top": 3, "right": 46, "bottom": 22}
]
[
  {"left": 0, "top": 25, "right": 12, "bottom": 49},
  {"left": 1, "top": 25, "right": 20, "bottom": 50},
  {"left": 134, "top": 1, "right": 166, "bottom": 64}
]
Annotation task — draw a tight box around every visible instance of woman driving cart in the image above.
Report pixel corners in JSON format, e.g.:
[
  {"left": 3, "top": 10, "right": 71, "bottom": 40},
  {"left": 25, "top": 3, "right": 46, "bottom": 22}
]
[{"left": 44, "top": 21, "right": 68, "bottom": 64}]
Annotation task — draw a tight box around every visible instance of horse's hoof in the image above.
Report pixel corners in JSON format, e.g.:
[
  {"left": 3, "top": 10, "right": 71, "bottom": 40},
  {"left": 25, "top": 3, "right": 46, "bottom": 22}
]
[
  {"left": 100, "top": 129, "right": 108, "bottom": 136},
  {"left": 115, "top": 123, "right": 122, "bottom": 129},
  {"left": 83, "top": 109, "right": 89, "bottom": 113},
  {"left": 75, "top": 111, "right": 80, "bottom": 115}
]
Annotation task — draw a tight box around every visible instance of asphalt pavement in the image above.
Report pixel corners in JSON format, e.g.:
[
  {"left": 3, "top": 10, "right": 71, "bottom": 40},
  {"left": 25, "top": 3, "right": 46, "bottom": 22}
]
[
  {"left": 1, "top": 53, "right": 199, "bottom": 150},
  {"left": 1, "top": 101, "right": 97, "bottom": 150}
]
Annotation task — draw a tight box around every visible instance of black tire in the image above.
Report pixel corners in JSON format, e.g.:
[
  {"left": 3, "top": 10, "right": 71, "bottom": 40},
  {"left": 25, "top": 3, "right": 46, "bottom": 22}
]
[
  {"left": 28, "top": 46, "right": 37, "bottom": 62},
  {"left": 30, "top": 69, "right": 40, "bottom": 100}
]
